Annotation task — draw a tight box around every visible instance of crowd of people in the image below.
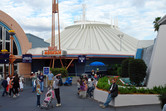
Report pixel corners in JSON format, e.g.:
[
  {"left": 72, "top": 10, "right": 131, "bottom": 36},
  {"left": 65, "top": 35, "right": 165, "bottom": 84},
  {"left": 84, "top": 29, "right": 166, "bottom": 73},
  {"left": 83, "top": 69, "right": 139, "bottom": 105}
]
[
  {"left": 1, "top": 74, "right": 24, "bottom": 98},
  {"left": 30, "top": 71, "right": 62, "bottom": 108},
  {"left": 2, "top": 70, "right": 165, "bottom": 110},
  {"left": 76, "top": 70, "right": 119, "bottom": 109},
  {"left": 77, "top": 74, "right": 96, "bottom": 99}
]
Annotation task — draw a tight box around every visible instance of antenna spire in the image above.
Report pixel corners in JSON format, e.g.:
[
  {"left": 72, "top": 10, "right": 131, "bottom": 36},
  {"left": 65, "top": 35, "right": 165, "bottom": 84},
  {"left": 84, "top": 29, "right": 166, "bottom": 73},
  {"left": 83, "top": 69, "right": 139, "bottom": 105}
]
[{"left": 82, "top": 4, "right": 86, "bottom": 22}]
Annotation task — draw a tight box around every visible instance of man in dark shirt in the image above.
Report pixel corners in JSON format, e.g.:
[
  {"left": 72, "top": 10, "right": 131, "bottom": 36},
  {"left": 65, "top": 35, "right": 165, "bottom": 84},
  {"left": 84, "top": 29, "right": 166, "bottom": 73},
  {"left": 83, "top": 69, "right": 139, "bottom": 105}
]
[
  {"left": 1, "top": 77, "right": 8, "bottom": 96},
  {"left": 100, "top": 79, "right": 118, "bottom": 108},
  {"left": 38, "top": 73, "right": 44, "bottom": 92}
]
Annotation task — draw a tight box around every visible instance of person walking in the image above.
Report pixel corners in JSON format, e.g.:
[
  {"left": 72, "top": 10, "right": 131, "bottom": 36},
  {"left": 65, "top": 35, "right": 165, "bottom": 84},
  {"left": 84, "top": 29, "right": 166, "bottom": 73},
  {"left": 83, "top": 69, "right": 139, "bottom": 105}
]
[
  {"left": 6, "top": 75, "right": 10, "bottom": 93},
  {"left": 53, "top": 74, "right": 61, "bottom": 107},
  {"left": 19, "top": 76, "right": 24, "bottom": 92},
  {"left": 99, "top": 79, "right": 118, "bottom": 108},
  {"left": 31, "top": 73, "right": 37, "bottom": 92},
  {"left": 1, "top": 77, "right": 8, "bottom": 97},
  {"left": 87, "top": 78, "right": 95, "bottom": 98},
  {"left": 38, "top": 73, "right": 44, "bottom": 92},
  {"left": 79, "top": 79, "right": 88, "bottom": 98},
  {"left": 36, "top": 84, "right": 42, "bottom": 107},
  {"left": 13, "top": 74, "right": 20, "bottom": 98},
  {"left": 9, "top": 77, "right": 14, "bottom": 97},
  {"left": 47, "top": 71, "right": 54, "bottom": 87},
  {"left": 91, "top": 70, "right": 95, "bottom": 78}
]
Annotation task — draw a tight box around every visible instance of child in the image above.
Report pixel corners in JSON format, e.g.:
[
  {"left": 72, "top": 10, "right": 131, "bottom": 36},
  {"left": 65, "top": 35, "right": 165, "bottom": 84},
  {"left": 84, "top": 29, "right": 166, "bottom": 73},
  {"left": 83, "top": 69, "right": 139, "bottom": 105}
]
[
  {"left": 94, "top": 74, "right": 98, "bottom": 80},
  {"left": 36, "top": 84, "right": 42, "bottom": 107}
]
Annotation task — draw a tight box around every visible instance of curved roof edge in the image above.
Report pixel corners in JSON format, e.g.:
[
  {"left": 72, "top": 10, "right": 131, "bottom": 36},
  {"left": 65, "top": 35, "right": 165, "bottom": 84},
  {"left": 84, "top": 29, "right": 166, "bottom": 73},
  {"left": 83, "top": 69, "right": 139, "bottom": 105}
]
[{"left": 0, "top": 10, "right": 32, "bottom": 55}]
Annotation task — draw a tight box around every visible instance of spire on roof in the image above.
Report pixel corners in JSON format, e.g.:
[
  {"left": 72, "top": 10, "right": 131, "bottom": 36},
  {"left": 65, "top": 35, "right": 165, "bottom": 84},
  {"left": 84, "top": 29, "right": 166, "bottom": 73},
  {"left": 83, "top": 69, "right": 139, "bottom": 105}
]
[{"left": 82, "top": 4, "right": 86, "bottom": 22}]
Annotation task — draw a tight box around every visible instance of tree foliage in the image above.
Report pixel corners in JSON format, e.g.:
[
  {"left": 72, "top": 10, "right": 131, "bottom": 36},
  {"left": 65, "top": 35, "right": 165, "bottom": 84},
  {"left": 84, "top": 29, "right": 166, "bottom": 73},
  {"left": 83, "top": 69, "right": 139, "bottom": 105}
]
[
  {"left": 153, "top": 17, "right": 161, "bottom": 32},
  {"left": 107, "top": 64, "right": 121, "bottom": 76},
  {"left": 50, "top": 67, "right": 68, "bottom": 77},
  {"left": 121, "top": 58, "right": 134, "bottom": 77},
  {"left": 129, "top": 59, "right": 147, "bottom": 86}
]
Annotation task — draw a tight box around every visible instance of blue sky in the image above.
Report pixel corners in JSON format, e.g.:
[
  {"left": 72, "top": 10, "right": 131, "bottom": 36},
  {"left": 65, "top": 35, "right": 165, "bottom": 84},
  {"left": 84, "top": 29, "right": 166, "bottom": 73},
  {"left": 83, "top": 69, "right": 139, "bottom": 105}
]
[{"left": 0, "top": 0, "right": 166, "bottom": 40}]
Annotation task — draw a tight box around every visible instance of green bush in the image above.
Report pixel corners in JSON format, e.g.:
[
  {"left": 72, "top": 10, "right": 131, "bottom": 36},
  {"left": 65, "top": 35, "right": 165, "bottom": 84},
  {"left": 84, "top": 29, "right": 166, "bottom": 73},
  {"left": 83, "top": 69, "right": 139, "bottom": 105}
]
[
  {"left": 50, "top": 67, "right": 68, "bottom": 77},
  {"left": 97, "top": 76, "right": 110, "bottom": 90},
  {"left": 107, "top": 64, "right": 121, "bottom": 76},
  {"left": 97, "top": 77, "right": 166, "bottom": 95},
  {"left": 97, "top": 76, "right": 124, "bottom": 90},
  {"left": 129, "top": 59, "right": 147, "bottom": 86},
  {"left": 121, "top": 58, "right": 134, "bottom": 77},
  {"left": 159, "top": 89, "right": 166, "bottom": 108}
]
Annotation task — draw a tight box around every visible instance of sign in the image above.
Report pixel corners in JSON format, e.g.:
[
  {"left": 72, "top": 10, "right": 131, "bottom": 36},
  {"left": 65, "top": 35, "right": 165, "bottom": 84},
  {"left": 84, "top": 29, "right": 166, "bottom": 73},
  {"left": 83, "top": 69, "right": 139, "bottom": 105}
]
[
  {"left": 78, "top": 55, "right": 86, "bottom": 63},
  {"left": 0, "top": 54, "right": 9, "bottom": 63},
  {"left": 22, "top": 54, "right": 32, "bottom": 63},
  {"left": 43, "top": 67, "right": 50, "bottom": 75},
  {"left": 43, "top": 50, "right": 61, "bottom": 56}
]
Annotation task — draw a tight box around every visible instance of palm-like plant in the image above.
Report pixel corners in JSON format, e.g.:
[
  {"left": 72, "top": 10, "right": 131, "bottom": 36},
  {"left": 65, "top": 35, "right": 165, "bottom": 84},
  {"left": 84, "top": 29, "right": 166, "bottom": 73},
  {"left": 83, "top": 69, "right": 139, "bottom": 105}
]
[{"left": 153, "top": 17, "right": 161, "bottom": 32}]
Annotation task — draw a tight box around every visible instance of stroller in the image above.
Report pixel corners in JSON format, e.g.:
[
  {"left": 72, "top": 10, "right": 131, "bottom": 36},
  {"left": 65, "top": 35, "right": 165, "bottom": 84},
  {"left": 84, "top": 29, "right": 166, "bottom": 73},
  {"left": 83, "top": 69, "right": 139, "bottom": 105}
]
[
  {"left": 64, "top": 77, "right": 72, "bottom": 86},
  {"left": 41, "top": 88, "right": 55, "bottom": 109}
]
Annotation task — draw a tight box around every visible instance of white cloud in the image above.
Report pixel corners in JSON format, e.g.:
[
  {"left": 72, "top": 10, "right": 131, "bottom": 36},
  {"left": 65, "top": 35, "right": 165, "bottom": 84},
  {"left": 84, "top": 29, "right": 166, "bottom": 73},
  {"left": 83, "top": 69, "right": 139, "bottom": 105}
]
[{"left": 0, "top": 0, "right": 165, "bottom": 41}]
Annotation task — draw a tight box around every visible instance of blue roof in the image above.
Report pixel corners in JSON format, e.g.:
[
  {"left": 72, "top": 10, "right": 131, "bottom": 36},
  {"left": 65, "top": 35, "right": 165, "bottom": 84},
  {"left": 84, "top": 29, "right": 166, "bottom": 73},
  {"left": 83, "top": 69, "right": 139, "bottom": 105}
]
[{"left": 26, "top": 33, "right": 50, "bottom": 48}]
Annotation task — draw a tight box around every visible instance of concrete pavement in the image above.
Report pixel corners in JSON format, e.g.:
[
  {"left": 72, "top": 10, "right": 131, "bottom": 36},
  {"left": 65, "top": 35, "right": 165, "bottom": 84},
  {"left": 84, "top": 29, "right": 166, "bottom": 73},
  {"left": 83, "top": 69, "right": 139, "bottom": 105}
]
[{"left": 0, "top": 85, "right": 162, "bottom": 111}]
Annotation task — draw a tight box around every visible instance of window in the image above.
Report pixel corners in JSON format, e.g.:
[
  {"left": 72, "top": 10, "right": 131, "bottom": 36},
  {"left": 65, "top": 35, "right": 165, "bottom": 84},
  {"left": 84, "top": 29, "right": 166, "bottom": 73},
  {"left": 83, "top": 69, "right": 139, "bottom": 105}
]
[
  {"left": 6, "top": 31, "right": 10, "bottom": 40},
  {"left": 0, "top": 26, "right": 18, "bottom": 55},
  {"left": 0, "top": 27, "right": 2, "bottom": 40},
  {"left": 6, "top": 42, "right": 10, "bottom": 52},
  {"left": 0, "top": 66, "right": 3, "bottom": 77},
  {"left": 0, "top": 42, "right": 2, "bottom": 51},
  {"left": 13, "top": 41, "right": 18, "bottom": 55}
]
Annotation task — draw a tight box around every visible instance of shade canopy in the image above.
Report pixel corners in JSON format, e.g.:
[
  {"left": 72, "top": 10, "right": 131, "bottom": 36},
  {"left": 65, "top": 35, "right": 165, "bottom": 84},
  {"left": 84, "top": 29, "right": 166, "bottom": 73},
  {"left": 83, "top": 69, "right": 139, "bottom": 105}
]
[{"left": 89, "top": 61, "right": 105, "bottom": 66}]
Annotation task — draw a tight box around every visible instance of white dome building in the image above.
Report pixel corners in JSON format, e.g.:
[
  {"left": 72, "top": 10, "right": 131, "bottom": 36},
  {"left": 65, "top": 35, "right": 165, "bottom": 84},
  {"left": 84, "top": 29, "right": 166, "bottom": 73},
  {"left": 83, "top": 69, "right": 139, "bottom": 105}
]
[
  {"left": 27, "top": 20, "right": 154, "bottom": 75},
  {"left": 46, "top": 21, "right": 139, "bottom": 56}
]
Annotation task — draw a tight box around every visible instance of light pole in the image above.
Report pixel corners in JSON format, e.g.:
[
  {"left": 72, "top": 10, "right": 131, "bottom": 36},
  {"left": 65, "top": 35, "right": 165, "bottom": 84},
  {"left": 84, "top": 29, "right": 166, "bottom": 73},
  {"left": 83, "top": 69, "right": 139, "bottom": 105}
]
[
  {"left": 8, "top": 30, "right": 16, "bottom": 77},
  {"left": 117, "top": 34, "right": 124, "bottom": 51}
]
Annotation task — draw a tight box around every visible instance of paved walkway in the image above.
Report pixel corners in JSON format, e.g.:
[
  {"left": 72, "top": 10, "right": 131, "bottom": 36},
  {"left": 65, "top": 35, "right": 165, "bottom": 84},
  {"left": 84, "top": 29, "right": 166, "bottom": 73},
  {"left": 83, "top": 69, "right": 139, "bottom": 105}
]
[{"left": 0, "top": 85, "right": 162, "bottom": 111}]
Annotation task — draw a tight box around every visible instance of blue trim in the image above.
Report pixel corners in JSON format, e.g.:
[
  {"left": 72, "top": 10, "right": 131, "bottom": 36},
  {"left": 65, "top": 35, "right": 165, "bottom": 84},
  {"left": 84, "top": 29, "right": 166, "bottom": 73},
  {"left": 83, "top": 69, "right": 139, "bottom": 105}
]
[
  {"left": 0, "top": 21, "right": 22, "bottom": 55},
  {"left": 135, "top": 49, "right": 143, "bottom": 59},
  {"left": 32, "top": 54, "right": 134, "bottom": 58}
]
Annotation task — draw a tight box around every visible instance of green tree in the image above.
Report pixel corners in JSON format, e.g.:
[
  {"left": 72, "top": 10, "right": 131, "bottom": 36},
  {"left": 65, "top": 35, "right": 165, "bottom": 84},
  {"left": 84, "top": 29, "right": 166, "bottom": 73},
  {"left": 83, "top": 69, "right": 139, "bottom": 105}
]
[
  {"left": 129, "top": 59, "right": 147, "bottom": 86},
  {"left": 121, "top": 58, "right": 134, "bottom": 77},
  {"left": 107, "top": 64, "right": 121, "bottom": 76},
  {"left": 153, "top": 17, "right": 161, "bottom": 32},
  {"left": 50, "top": 67, "right": 68, "bottom": 77}
]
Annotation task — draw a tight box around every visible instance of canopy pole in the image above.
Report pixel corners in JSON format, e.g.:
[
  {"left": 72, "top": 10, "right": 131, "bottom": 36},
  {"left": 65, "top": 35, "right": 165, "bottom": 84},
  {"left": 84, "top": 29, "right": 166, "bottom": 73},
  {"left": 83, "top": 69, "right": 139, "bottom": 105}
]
[
  {"left": 66, "top": 59, "right": 74, "bottom": 70},
  {"left": 60, "top": 57, "right": 64, "bottom": 68}
]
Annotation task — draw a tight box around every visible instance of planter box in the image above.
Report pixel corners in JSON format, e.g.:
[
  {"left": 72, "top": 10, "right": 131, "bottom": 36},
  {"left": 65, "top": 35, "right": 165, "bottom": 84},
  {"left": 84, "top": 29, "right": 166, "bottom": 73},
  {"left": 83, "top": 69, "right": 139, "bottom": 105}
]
[{"left": 94, "top": 88, "right": 160, "bottom": 107}]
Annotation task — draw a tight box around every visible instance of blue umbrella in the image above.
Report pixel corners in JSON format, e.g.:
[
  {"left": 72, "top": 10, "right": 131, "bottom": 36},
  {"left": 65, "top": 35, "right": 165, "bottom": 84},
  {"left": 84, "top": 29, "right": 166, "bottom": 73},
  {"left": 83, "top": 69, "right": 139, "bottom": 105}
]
[{"left": 89, "top": 61, "right": 105, "bottom": 66}]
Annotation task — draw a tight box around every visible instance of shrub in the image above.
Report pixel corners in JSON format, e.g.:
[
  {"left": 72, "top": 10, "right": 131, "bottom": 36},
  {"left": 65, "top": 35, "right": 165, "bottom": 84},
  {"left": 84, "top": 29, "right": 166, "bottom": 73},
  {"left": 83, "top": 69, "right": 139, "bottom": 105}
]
[
  {"left": 159, "top": 88, "right": 166, "bottom": 108},
  {"left": 97, "top": 76, "right": 110, "bottom": 90},
  {"left": 121, "top": 58, "right": 134, "bottom": 77},
  {"left": 128, "top": 59, "right": 147, "bottom": 86},
  {"left": 97, "top": 77, "right": 166, "bottom": 95},
  {"left": 107, "top": 64, "right": 121, "bottom": 76},
  {"left": 97, "top": 76, "right": 124, "bottom": 90},
  {"left": 117, "top": 67, "right": 122, "bottom": 76},
  {"left": 50, "top": 67, "right": 68, "bottom": 78}
]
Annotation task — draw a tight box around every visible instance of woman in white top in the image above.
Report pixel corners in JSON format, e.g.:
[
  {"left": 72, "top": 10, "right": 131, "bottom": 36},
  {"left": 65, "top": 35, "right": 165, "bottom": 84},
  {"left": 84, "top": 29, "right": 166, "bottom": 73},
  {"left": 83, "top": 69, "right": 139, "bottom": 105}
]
[
  {"left": 7, "top": 75, "right": 10, "bottom": 92},
  {"left": 19, "top": 76, "right": 24, "bottom": 92}
]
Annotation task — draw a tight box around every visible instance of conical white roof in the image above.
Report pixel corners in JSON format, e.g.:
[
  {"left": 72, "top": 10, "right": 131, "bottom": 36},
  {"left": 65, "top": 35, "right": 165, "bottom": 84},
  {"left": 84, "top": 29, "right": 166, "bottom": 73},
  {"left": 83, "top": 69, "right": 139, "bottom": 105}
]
[{"left": 46, "top": 21, "right": 139, "bottom": 55}]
